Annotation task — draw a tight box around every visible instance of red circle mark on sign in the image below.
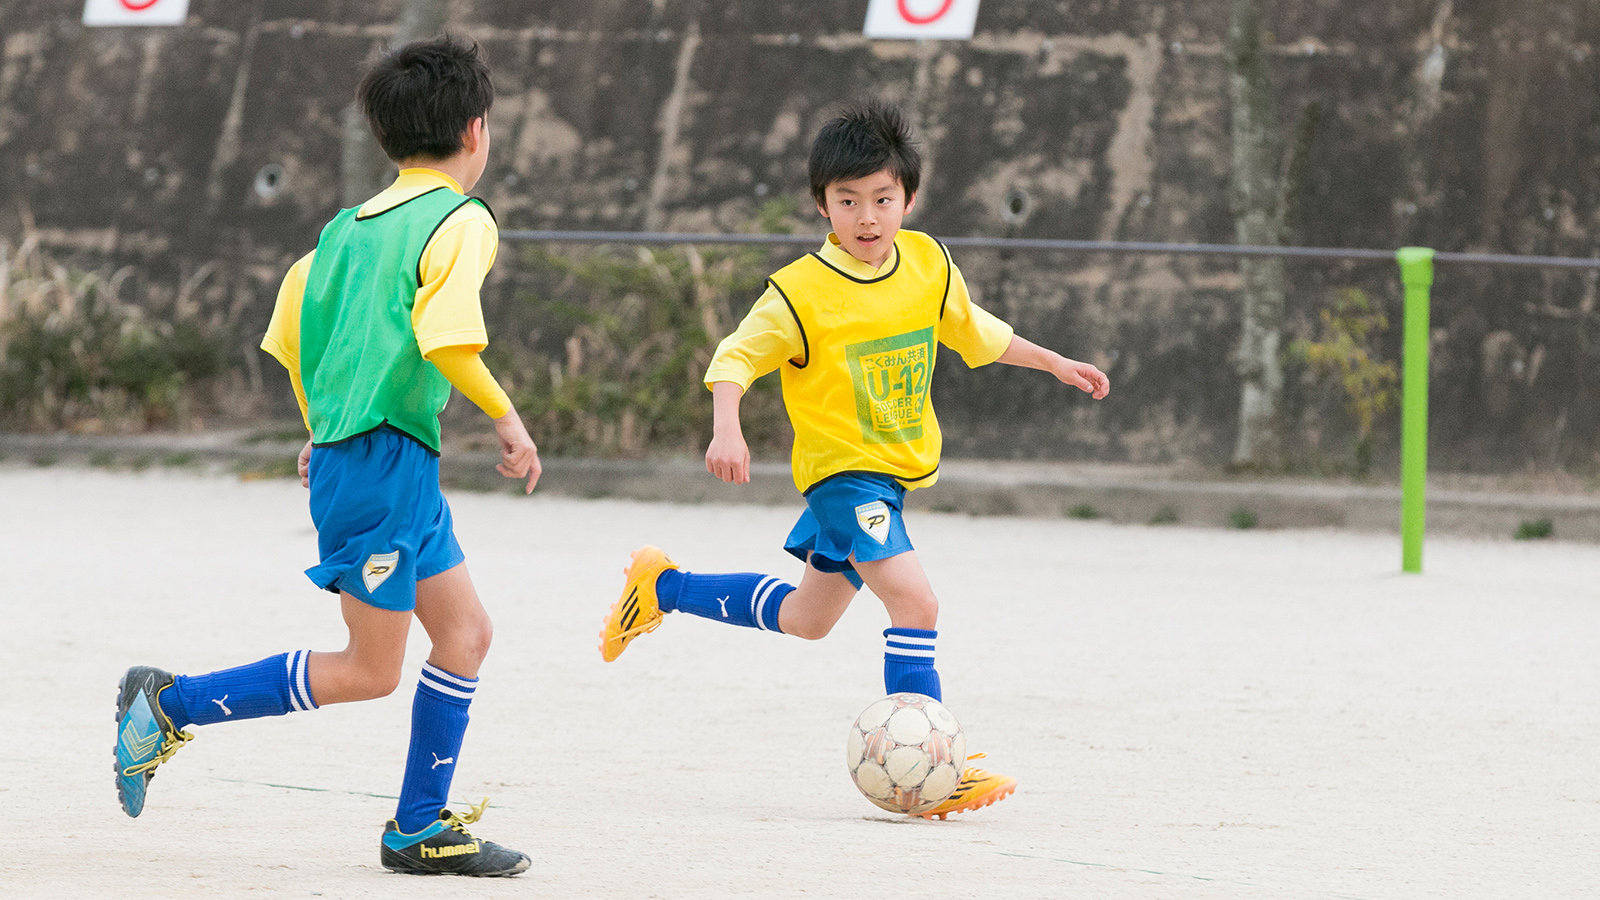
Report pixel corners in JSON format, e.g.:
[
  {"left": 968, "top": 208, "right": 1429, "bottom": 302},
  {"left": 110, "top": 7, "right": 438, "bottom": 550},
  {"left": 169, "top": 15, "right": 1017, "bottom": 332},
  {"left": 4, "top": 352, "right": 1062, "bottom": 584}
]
[
  {"left": 897, "top": 0, "right": 956, "bottom": 26},
  {"left": 120, "top": 0, "right": 162, "bottom": 10}
]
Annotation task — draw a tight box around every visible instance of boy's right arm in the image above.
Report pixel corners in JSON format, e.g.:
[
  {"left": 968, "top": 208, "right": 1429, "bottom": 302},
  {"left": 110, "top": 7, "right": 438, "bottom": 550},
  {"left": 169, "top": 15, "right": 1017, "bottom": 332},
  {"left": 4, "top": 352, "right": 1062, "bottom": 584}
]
[
  {"left": 491, "top": 407, "right": 542, "bottom": 494},
  {"left": 262, "top": 252, "right": 316, "bottom": 486},
  {"left": 705, "top": 381, "right": 750, "bottom": 484},
  {"left": 701, "top": 283, "right": 803, "bottom": 485}
]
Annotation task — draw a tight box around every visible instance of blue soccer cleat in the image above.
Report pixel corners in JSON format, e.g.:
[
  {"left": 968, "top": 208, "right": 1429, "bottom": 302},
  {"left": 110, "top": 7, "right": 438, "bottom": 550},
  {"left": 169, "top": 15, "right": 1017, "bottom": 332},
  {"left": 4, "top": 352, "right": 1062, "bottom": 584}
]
[{"left": 114, "top": 665, "right": 193, "bottom": 818}]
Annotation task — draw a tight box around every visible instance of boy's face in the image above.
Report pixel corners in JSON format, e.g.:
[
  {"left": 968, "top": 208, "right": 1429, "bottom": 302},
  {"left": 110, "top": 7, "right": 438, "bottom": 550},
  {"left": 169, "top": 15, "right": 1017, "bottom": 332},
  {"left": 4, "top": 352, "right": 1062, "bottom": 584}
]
[{"left": 816, "top": 169, "right": 916, "bottom": 269}]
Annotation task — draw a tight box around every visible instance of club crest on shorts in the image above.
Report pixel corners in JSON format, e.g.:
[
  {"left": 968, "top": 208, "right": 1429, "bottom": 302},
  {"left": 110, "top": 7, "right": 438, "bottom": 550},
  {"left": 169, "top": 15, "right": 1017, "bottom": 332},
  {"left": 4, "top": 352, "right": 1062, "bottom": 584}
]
[
  {"left": 855, "top": 500, "right": 891, "bottom": 544},
  {"left": 362, "top": 550, "right": 401, "bottom": 593}
]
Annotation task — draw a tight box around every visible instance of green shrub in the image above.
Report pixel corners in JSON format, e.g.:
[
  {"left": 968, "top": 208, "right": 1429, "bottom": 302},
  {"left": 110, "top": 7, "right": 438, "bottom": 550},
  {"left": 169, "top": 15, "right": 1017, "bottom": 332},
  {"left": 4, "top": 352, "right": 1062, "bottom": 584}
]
[
  {"left": 1228, "top": 507, "right": 1259, "bottom": 529},
  {"left": 1515, "top": 518, "right": 1554, "bottom": 540},
  {"left": 499, "top": 241, "right": 786, "bottom": 458},
  {"left": 0, "top": 241, "right": 225, "bottom": 430},
  {"left": 1291, "top": 288, "right": 1400, "bottom": 476},
  {"left": 1148, "top": 506, "right": 1180, "bottom": 525}
]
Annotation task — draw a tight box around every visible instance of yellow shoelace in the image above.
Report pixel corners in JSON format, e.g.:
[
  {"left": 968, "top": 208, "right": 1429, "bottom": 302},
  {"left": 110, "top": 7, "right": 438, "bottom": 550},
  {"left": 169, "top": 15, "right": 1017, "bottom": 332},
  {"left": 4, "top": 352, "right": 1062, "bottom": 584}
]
[
  {"left": 958, "top": 753, "right": 990, "bottom": 782},
  {"left": 442, "top": 796, "right": 492, "bottom": 834},
  {"left": 611, "top": 616, "right": 662, "bottom": 643},
  {"left": 121, "top": 727, "right": 195, "bottom": 777}
]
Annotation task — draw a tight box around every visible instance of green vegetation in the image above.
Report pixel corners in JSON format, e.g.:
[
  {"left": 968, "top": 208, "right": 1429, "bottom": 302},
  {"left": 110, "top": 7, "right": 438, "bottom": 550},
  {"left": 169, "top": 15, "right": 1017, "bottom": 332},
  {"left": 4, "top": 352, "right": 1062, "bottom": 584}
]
[
  {"left": 1291, "top": 288, "right": 1400, "bottom": 476},
  {"left": 1515, "top": 518, "right": 1554, "bottom": 540},
  {"left": 1066, "top": 503, "right": 1101, "bottom": 520},
  {"left": 234, "top": 457, "right": 298, "bottom": 481},
  {"left": 0, "top": 239, "right": 226, "bottom": 431},
  {"left": 498, "top": 232, "right": 789, "bottom": 459},
  {"left": 1148, "top": 506, "right": 1180, "bottom": 525},
  {"left": 1228, "top": 507, "right": 1259, "bottom": 529}
]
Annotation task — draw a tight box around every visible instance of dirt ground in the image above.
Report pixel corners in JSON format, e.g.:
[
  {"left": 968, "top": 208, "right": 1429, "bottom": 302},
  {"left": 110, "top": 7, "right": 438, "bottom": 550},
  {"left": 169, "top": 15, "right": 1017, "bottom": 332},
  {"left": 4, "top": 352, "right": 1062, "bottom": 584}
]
[{"left": 2, "top": 464, "right": 1596, "bottom": 899}]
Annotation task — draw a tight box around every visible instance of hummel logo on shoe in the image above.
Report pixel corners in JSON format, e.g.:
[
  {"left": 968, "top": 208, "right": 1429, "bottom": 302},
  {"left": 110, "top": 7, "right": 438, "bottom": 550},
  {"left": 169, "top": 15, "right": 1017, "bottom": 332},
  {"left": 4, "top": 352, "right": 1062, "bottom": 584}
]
[
  {"left": 212, "top": 696, "right": 232, "bottom": 716},
  {"left": 380, "top": 799, "right": 528, "bottom": 877},
  {"left": 423, "top": 841, "right": 480, "bottom": 858},
  {"left": 431, "top": 753, "right": 454, "bottom": 770}
]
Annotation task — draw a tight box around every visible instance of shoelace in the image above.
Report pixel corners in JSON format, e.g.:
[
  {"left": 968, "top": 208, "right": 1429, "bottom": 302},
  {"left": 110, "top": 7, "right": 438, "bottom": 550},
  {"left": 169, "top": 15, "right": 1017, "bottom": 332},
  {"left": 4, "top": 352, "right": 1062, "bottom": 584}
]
[
  {"left": 442, "top": 796, "right": 492, "bottom": 835},
  {"left": 611, "top": 617, "right": 663, "bottom": 644},
  {"left": 958, "top": 753, "right": 989, "bottom": 783},
  {"left": 122, "top": 727, "right": 195, "bottom": 777}
]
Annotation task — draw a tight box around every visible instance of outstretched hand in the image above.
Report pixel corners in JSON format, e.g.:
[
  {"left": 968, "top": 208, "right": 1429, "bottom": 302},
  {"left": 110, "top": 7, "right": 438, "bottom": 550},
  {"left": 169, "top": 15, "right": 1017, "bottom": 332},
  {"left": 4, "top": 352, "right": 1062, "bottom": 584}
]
[
  {"left": 493, "top": 410, "right": 542, "bottom": 494},
  {"left": 1056, "top": 359, "right": 1111, "bottom": 399}
]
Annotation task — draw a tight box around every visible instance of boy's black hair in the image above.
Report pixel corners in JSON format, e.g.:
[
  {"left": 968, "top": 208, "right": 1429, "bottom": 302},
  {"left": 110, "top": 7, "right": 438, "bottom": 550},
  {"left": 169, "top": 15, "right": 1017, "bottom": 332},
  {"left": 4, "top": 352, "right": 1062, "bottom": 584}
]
[
  {"left": 358, "top": 34, "right": 494, "bottom": 162},
  {"left": 808, "top": 101, "right": 921, "bottom": 204}
]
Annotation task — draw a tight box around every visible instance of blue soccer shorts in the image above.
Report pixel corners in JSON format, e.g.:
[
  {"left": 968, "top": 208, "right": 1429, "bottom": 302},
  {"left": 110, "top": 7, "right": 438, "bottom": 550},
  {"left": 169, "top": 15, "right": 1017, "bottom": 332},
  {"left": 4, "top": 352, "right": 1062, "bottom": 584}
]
[
  {"left": 303, "top": 427, "right": 465, "bottom": 612},
  {"left": 783, "top": 472, "right": 915, "bottom": 589}
]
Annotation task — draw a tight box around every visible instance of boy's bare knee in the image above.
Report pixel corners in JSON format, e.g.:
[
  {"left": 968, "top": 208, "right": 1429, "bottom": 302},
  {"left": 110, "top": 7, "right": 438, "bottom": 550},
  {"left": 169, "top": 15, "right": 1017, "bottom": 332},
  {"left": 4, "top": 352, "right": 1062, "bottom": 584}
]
[
  {"left": 889, "top": 593, "right": 939, "bottom": 631},
  {"left": 786, "top": 620, "right": 835, "bottom": 641},
  {"left": 465, "top": 617, "right": 493, "bottom": 664},
  {"left": 434, "top": 615, "right": 493, "bottom": 671},
  {"left": 350, "top": 664, "right": 403, "bottom": 700}
]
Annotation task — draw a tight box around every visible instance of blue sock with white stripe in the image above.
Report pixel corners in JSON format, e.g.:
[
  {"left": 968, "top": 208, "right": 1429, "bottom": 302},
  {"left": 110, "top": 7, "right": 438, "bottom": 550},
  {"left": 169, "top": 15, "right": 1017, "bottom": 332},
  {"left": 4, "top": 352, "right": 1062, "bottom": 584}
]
[
  {"left": 656, "top": 569, "right": 790, "bottom": 633},
  {"left": 883, "top": 628, "right": 941, "bottom": 701},
  {"left": 394, "top": 662, "right": 477, "bottom": 833},
  {"left": 158, "top": 650, "right": 318, "bottom": 729}
]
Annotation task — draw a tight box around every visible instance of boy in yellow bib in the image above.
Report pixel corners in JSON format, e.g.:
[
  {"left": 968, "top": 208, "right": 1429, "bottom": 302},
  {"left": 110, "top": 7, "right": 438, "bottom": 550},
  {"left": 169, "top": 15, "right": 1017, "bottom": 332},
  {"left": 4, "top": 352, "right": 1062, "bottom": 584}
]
[{"left": 600, "top": 102, "right": 1109, "bottom": 819}]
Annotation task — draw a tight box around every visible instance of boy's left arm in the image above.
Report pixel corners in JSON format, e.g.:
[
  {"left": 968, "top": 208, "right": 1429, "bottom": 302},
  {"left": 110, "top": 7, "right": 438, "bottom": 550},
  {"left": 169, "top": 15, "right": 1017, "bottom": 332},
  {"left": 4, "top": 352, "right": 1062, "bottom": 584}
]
[
  {"left": 939, "top": 259, "right": 1109, "bottom": 399},
  {"left": 996, "top": 335, "right": 1110, "bottom": 399},
  {"left": 427, "top": 346, "right": 542, "bottom": 494},
  {"left": 415, "top": 210, "right": 541, "bottom": 493}
]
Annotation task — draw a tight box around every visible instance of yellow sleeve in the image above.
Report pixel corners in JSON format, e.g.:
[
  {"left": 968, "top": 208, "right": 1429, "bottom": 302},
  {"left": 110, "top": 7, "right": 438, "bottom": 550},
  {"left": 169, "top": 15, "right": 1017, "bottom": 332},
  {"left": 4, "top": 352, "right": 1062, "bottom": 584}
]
[
  {"left": 412, "top": 204, "right": 497, "bottom": 358},
  {"left": 937, "top": 261, "right": 1014, "bottom": 367},
  {"left": 426, "top": 345, "right": 512, "bottom": 419},
  {"left": 703, "top": 283, "right": 806, "bottom": 391},
  {"left": 261, "top": 252, "right": 315, "bottom": 431}
]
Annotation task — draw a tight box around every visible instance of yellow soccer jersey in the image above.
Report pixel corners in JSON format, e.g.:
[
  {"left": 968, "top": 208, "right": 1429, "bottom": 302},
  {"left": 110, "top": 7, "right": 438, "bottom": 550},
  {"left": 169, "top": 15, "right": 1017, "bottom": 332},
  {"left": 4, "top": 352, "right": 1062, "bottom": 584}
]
[
  {"left": 706, "top": 230, "right": 1013, "bottom": 492},
  {"left": 262, "top": 168, "right": 500, "bottom": 430}
]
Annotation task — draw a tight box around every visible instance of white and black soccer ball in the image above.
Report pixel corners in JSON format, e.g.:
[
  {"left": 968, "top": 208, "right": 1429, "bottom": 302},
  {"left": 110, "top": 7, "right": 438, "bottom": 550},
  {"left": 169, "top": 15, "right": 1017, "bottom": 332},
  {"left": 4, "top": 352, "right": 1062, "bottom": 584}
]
[{"left": 846, "top": 692, "right": 966, "bottom": 814}]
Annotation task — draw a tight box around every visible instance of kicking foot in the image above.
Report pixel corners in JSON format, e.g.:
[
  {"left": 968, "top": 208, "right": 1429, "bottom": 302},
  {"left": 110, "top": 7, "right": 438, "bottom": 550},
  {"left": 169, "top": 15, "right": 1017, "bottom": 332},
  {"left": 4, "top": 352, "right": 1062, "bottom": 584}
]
[
  {"left": 598, "top": 546, "right": 677, "bottom": 662},
  {"left": 914, "top": 755, "right": 1016, "bottom": 820}
]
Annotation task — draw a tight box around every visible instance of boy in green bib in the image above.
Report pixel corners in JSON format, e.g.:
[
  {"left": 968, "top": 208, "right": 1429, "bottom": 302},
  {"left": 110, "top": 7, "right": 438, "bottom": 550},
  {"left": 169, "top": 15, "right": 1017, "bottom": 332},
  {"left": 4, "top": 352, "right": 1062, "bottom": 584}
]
[
  {"left": 114, "top": 35, "right": 540, "bottom": 876},
  {"left": 600, "top": 102, "right": 1110, "bottom": 819}
]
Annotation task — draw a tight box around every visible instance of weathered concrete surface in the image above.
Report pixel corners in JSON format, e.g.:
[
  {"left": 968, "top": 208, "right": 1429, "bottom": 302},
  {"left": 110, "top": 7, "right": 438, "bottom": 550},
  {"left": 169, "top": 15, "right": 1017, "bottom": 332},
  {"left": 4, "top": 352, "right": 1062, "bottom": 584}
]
[{"left": 2, "top": 2, "right": 1599, "bottom": 471}]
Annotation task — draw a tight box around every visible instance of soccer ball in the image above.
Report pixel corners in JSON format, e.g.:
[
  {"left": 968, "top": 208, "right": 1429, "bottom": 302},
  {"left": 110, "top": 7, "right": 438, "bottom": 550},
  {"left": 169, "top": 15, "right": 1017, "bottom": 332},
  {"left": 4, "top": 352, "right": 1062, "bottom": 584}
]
[{"left": 846, "top": 692, "right": 966, "bottom": 814}]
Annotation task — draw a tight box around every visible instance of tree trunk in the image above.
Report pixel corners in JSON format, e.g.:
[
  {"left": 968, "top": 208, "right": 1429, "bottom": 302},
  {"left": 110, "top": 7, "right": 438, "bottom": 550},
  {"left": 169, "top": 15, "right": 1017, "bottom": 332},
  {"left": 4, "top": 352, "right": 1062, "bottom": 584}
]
[
  {"left": 1226, "top": 0, "right": 1288, "bottom": 468},
  {"left": 340, "top": 0, "right": 449, "bottom": 207}
]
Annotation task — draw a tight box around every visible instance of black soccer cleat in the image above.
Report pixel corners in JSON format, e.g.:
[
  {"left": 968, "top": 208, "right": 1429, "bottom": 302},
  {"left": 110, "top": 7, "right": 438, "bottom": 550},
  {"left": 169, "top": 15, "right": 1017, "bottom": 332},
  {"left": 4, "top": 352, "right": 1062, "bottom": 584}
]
[{"left": 380, "top": 798, "right": 530, "bottom": 877}]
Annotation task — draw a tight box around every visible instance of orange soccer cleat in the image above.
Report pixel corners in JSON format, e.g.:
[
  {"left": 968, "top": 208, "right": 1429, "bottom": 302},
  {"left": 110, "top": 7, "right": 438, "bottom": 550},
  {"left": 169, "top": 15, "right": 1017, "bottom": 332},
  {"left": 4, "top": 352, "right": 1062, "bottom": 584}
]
[
  {"left": 598, "top": 546, "right": 678, "bottom": 662},
  {"left": 914, "top": 754, "right": 1017, "bottom": 820}
]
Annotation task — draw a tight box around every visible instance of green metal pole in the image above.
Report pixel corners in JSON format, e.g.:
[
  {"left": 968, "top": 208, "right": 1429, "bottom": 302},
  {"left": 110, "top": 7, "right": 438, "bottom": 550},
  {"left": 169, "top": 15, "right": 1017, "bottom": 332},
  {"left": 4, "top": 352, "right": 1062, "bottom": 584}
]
[{"left": 1396, "top": 247, "right": 1435, "bottom": 573}]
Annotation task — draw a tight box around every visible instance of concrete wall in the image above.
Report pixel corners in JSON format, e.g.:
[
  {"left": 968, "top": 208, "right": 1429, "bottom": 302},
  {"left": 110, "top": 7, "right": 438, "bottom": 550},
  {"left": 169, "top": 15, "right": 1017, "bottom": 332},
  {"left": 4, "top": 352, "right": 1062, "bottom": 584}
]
[{"left": 3, "top": 0, "right": 1599, "bottom": 470}]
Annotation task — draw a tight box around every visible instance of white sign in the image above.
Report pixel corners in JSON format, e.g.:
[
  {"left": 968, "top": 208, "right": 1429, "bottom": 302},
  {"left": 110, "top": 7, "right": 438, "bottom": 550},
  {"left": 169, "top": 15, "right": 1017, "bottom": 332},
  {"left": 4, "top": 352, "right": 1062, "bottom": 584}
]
[
  {"left": 83, "top": 0, "right": 190, "bottom": 27},
  {"left": 864, "top": 0, "right": 982, "bottom": 40}
]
